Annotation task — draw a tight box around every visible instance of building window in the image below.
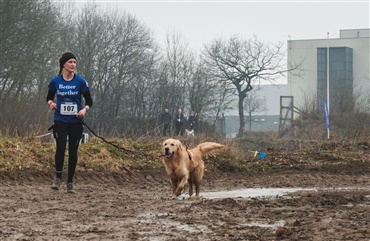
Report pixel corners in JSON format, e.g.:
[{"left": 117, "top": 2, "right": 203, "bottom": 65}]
[{"left": 317, "top": 47, "right": 353, "bottom": 113}]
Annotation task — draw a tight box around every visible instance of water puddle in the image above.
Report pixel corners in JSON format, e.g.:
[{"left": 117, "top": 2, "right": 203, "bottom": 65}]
[
  {"left": 201, "top": 187, "right": 370, "bottom": 199},
  {"left": 202, "top": 187, "right": 315, "bottom": 199},
  {"left": 243, "top": 220, "right": 286, "bottom": 228}
]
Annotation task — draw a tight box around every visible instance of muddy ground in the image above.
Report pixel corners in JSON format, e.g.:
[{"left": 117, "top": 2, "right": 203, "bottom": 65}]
[{"left": 1, "top": 165, "right": 369, "bottom": 241}]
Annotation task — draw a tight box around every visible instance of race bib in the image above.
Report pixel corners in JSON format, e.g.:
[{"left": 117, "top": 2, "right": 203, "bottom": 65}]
[{"left": 60, "top": 102, "right": 78, "bottom": 115}]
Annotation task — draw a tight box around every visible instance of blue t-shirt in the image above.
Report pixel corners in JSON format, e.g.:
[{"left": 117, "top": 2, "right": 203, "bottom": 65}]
[{"left": 48, "top": 74, "right": 90, "bottom": 123}]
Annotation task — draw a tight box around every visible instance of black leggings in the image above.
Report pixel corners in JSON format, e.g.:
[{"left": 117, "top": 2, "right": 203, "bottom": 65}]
[{"left": 53, "top": 121, "right": 83, "bottom": 183}]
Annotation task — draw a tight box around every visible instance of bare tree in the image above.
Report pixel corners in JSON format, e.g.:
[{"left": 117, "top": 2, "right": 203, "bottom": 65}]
[
  {"left": 188, "top": 60, "right": 219, "bottom": 114},
  {"left": 244, "top": 90, "right": 267, "bottom": 131},
  {"left": 110, "top": 13, "right": 155, "bottom": 119},
  {"left": 74, "top": 3, "right": 105, "bottom": 89},
  {"left": 126, "top": 47, "right": 161, "bottom": 120},
  {"left": 76, "top": 7, "right": 157, "bottom": 121},
  {"left": 160, "top": 30, "right": 195, "bottom": 112},
  {"left": 186, "top": 60, "right": 234, "bottom": 132},
  {"left": 0, "top": 0, "right": 62, "bottom": 135},
  {"left": 204, "top": 35, "right": 301, "bottom": 135}
]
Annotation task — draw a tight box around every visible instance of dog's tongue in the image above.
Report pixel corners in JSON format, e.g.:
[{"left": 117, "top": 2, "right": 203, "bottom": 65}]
[{"left": 158, "top": 154, "right": 166, "bottom": 157}]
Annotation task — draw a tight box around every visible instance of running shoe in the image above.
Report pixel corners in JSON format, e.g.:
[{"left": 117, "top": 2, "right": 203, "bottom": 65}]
[
  {"left": 51, "top": 178, "right": 62, "bottom": 190},
  {"left": 67, "top": 183, "right": 76, "bottom": 193}
]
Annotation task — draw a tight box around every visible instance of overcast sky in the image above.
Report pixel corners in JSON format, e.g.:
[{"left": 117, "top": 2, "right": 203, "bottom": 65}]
[{"left": 74, "top": 0, "right": 370, "bottom": 51}]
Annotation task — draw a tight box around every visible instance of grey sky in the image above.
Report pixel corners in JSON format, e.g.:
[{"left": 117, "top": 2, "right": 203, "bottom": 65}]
[{"left": 86, "top": 0, "right": 370, "bottom": 50}]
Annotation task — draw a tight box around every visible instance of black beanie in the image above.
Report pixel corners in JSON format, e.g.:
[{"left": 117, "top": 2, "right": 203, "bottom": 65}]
[{"left": 59, "top": 52, "right": 76, "bottom": 68}]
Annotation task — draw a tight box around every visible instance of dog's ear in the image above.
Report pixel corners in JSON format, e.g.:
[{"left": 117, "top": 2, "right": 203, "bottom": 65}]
[{"left": 176, "top": 140, "right": 183, "bottom": 151}]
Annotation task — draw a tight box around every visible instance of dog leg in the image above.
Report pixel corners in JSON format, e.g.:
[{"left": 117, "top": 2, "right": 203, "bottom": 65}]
[
  {"left": 173, "top": 176, "right": 188, "bottom": 198},
  {"left": 188, "top": 179, "right": 194, "bottom": 197},
  {"left": 194, "top": 166, "right": 204, "bottom": 197},
  {"left": 195, "top": 180, "right": 201, "bottom": 197},
  {"left": 171, "top": 178, "right": 178, "bottom": 198}
]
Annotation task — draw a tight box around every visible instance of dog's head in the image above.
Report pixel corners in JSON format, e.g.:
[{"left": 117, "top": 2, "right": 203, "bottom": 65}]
[{"left": 162, "top": 138, "right": 183, "bottom": 159}]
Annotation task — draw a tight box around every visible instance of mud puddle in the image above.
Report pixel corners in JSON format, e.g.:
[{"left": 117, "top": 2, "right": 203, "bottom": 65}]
[
  {"left": 200, "top": 187, "right": 370, "bottom": 199},
  {"left": 201, "top": 187, "right": 313, "bottom": 199}
]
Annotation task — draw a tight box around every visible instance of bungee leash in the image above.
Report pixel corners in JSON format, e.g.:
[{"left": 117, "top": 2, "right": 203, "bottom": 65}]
[
  {"left": 79, "top": 119, "right": 157, "bottom": 179},
  {"left": 79, "top": 119, "right": 156, "bottom": 160}
]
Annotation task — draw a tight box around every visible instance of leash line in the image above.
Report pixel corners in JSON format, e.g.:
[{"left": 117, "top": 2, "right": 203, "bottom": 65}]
[
  {"left": 80, "top": 119, "right": 156, "bottom": 160},
  {"left": 79, "top": 119, "right": 158, "bottom": 179}
]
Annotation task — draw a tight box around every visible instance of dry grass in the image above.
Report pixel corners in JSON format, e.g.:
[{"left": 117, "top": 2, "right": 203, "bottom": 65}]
[{"left": 1, "top": 132, "right": 369, "bottom": 175}]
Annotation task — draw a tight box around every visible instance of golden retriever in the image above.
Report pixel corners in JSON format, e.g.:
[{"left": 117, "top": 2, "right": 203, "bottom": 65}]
[{"left": 161, "top": 138, "right": 226, "bottom": 199}]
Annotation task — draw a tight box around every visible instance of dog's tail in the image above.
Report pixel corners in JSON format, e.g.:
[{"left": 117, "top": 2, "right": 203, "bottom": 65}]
[{"left": 196, "top": 142, "right": 226, "bottom": 153}]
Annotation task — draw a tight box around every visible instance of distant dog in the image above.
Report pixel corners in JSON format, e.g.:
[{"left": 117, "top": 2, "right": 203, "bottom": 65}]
[
  {"left": 161, "top": 138, "right": 226, "bottom": 199},
  {"left": 185, "top": 129, "right": 195, "bottom": 137}
]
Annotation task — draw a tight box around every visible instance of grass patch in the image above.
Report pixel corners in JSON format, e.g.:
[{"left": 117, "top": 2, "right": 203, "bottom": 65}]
[
  {"left": 0, "top": 136, "right": 164, "bottom": 172},
  {"left": 0, "top": 136, "right": 54, "bottom": 171},
  {"left": 1, "top": 135, "right": 368, "bottom": 174}
]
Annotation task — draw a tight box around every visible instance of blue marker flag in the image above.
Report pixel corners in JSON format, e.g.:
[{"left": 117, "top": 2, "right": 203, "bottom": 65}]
[
  {"left": 258, "top": 152, "right": 267, "bottom": 159},
  {"left": 323, "top": 98, "right": 330, "bottom": 129}
]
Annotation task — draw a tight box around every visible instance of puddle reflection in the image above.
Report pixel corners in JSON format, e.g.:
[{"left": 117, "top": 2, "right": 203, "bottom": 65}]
[
  {"left": 202, "top": 187, "right": 370, "bottom": 199},
  {"left": 203, "top": 188, "right": 315, "bottom": 199}
]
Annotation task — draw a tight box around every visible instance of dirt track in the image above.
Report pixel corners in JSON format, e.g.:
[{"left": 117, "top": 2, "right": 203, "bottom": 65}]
[{"left": 1, "top": 166, "right": 370, "bottom": 241}]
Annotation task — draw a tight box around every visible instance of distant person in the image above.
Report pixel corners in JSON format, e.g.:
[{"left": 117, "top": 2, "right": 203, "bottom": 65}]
[
  {"left": 47, "top": 51, "right": 93, "bottom": 193},
  {"left": 162, "top": 108, "right": 172, "bottom": 136},
  {"left": 175, "top": 108, "right": 184, "bottom": 136},
  {"left": 188, "top": 111, "right": 197, "bottom": 131}
]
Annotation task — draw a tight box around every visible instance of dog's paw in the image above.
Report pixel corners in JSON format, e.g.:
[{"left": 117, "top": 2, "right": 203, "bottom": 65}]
[{"left": 188, "top": 195, "right": 203, "bottom": 200}]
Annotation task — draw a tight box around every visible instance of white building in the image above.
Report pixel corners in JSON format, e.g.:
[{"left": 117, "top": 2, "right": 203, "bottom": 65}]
[
  {"left": 212, "top": 84, "right": 287, "bottom": 137},
  {"left": 287, "top": 29, "right": 370, "bottom": 118},
  {"left": 224, "top": 84, "right": 288, "bottom": 116}
]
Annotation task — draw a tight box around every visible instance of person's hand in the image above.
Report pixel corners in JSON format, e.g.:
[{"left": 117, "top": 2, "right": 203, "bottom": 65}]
[
  {"left": 48, "top": 101, "right": 57, "bottom": 111},
  {"left": 77, "top": 107, "right": 88, "bottom": 118}
]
